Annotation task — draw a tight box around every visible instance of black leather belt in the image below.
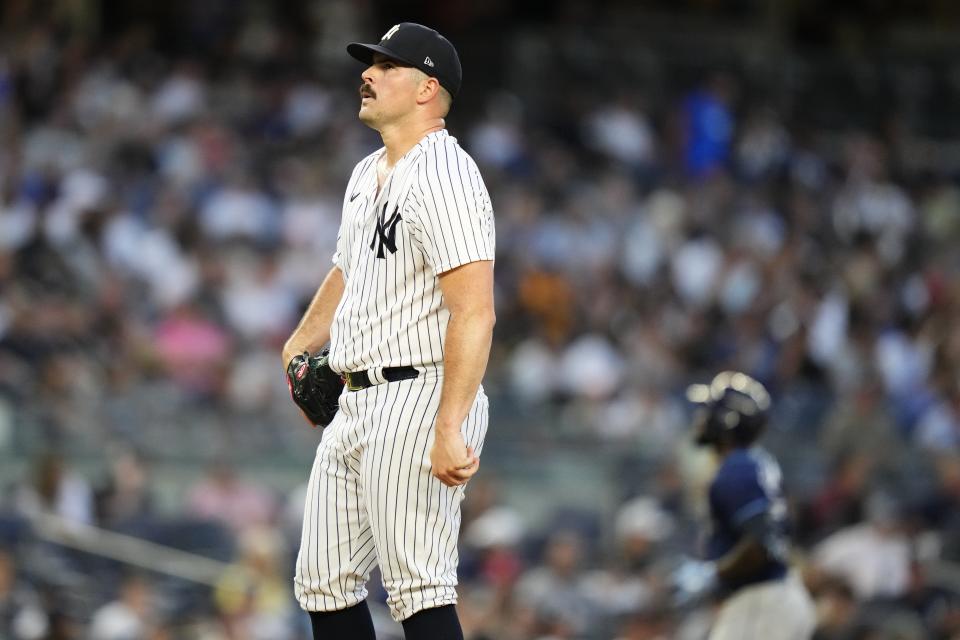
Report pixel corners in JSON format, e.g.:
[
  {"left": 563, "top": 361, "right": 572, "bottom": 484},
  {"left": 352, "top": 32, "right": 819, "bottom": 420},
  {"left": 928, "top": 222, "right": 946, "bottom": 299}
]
[{"left": 343, "top": 366, "right": 419, "bottom": 391}]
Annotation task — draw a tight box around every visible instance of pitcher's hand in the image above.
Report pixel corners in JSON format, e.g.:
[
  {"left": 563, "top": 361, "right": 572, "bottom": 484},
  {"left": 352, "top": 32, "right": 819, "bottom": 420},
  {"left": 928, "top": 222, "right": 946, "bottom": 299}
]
[{"left": 430, "top": 427, "right": 479, "bottom": 487}]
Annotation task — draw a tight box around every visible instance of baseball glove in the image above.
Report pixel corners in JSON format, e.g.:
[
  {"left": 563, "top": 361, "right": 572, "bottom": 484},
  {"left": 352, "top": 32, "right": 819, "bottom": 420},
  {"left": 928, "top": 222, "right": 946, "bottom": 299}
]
[{"left": 285, "top": 348, "right": 344, "bottom": 428}]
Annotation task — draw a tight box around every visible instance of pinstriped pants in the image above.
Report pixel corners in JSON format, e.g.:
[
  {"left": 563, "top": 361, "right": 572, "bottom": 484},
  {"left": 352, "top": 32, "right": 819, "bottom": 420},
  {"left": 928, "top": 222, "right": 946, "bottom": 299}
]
[{"left": 294, "top": 374, "right": 489, "bottom": 622}]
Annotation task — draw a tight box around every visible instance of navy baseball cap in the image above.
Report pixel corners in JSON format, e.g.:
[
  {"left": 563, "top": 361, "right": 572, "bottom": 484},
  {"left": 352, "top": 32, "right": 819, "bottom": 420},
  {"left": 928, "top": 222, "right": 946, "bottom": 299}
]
[{"left": 347, "top": 23, "right": 462, "bottom": 98}]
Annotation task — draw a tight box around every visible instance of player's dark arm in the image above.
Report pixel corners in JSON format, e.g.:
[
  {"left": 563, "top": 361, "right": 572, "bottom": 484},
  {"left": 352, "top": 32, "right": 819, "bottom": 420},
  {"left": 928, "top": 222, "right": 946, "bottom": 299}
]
[
  {"left": 431, "top": 260, "right": 495, "bottom": 486},
  {"left": 714, "top": 512, "right": 780, "bottom": 584},
  {"left": 282, "top": 266, "right": 346, "bottom": 367}
]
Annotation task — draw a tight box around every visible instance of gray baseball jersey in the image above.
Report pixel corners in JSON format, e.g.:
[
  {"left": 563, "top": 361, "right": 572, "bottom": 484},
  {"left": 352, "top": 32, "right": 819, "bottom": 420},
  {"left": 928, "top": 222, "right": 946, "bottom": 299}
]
[{"left": 294, "top": 129, "right": 495, "bottom": 622}]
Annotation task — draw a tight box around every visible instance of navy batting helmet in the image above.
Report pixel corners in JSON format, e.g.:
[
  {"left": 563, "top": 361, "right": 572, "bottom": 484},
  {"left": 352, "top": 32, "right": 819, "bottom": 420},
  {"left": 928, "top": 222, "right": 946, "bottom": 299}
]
[{"left": 686, "top": 371, "right": 771, "bottom": 447}]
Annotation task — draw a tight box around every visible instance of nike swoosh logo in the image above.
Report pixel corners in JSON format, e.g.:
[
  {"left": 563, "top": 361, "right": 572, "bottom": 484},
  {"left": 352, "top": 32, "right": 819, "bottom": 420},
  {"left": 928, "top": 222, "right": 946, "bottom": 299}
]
[{"left": 349, "top": 192, "right": 361, "bottom": 202}]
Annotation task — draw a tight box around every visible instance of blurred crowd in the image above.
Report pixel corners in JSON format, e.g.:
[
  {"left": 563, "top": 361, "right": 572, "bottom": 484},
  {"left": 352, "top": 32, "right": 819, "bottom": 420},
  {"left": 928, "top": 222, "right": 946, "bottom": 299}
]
[{"left": 3, "top": 0, "right": 960, "bottom": 639}]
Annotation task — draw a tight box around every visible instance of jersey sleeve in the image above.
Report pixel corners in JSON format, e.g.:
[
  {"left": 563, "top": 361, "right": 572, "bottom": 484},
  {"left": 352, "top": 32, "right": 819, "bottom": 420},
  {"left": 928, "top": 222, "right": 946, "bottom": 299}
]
[
  {"left": 407, "top": 144, "right": 495, "bottom": 274},
  {"left": 709, "top": 463, "right": 770, "bottom": 532},
  {"left": 332, "top": 227, "right": 345, "bottom": 270}
]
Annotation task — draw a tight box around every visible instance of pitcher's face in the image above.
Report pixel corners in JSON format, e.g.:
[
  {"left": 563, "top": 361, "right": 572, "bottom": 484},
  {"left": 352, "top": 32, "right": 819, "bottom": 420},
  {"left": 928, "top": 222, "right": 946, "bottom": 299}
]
[{"left": 358, "top": 54, "right": 421, "bottom": 129}]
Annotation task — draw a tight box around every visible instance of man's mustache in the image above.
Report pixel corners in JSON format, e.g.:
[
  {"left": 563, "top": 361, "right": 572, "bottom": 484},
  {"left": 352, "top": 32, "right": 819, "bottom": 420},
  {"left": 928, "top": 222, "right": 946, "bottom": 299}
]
[{"left": 360, "top": 84, "right": 376, "bottom": 98}]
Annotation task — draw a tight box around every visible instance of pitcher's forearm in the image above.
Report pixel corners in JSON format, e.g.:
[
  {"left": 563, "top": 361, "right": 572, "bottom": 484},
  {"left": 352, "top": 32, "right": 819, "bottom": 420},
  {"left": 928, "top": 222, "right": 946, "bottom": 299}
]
[
  {"left": 435, "top": 309, "right": 494, "bottom": 434},
  {"left": 283, "top": 267, "right": 346, "bottom": 363}
]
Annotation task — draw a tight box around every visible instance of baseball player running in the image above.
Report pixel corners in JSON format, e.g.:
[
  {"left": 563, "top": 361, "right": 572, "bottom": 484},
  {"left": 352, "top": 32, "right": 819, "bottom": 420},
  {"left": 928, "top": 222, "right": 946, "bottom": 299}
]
[
  {"left": 673, "top": 371, "right": 816, "bottom": 640},
  {"left": 282, "top": 23, "right": 496, "bottom": 640}
]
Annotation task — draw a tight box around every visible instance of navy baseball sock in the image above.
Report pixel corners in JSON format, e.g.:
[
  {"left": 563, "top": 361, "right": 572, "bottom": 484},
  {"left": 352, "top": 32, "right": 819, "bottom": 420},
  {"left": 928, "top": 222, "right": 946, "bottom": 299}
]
[
  {"left": 309, "top": 600, "right": 376, "bottom": 640},
  {"left": 401, "top": 605, "right": 463, "bottom": 640}
]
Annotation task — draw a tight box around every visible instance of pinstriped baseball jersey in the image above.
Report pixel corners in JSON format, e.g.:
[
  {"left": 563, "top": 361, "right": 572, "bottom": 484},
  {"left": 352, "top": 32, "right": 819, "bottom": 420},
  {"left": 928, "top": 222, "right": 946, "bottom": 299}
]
[{"left": 329, "top": 129, "right": 495, "bottom": 375}]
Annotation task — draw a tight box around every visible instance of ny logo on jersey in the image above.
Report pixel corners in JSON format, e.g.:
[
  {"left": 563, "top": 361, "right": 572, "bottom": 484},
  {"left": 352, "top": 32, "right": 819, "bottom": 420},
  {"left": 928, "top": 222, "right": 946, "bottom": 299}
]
[{"left": 370, "top": 203, "right": 402, "bottom": 258}]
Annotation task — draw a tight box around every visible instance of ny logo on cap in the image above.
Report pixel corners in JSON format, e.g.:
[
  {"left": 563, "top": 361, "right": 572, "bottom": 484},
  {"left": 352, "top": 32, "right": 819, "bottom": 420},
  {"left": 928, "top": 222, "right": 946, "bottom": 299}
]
[{"left": 382, "top": 24, "right": 400, "bottom": 41}]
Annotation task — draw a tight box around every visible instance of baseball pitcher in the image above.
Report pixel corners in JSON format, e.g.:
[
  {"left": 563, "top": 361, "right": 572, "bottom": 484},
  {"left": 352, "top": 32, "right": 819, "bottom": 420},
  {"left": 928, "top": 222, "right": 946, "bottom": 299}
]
[{"left": 283, "top": 22, "right": 495, "bottom": 640}]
